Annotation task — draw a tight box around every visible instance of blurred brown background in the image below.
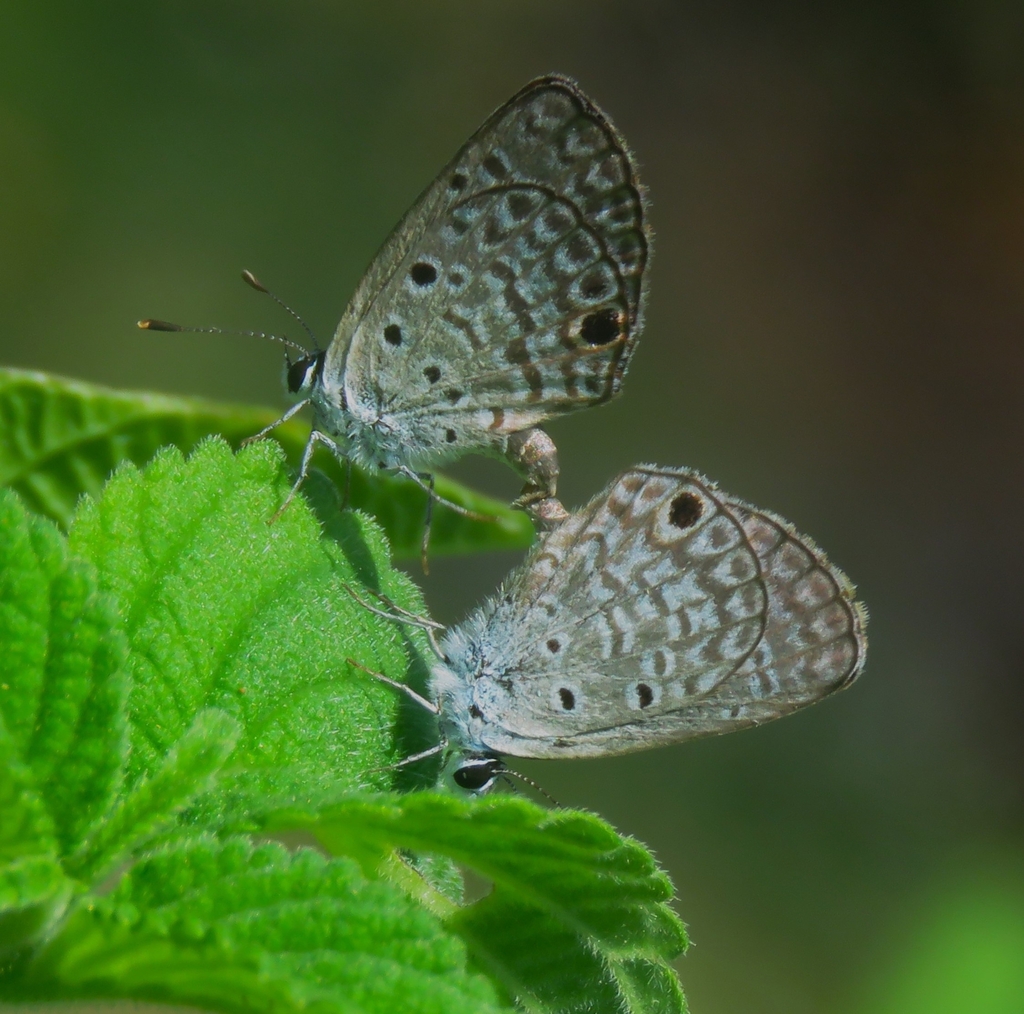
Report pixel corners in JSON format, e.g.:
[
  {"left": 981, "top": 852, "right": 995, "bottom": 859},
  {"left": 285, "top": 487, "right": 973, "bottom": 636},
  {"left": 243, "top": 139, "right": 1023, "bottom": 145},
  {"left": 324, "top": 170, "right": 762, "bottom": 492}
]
[{"left": 2, "top": 2, "right": 1023, "bottom": 1010}]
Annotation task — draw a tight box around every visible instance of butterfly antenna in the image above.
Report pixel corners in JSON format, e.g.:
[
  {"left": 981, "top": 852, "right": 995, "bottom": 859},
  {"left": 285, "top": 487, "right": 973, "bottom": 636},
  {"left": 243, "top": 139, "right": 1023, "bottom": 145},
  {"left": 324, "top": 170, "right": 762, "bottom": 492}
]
[
  {"left": 241, "top": 269, "right": 320, "bottom": 351},
  {"left": 137, "top": 318, "right": 309, "bottom": 356},
  {"left": 500, "top": 767, "right": 562, "bottom": 808}
]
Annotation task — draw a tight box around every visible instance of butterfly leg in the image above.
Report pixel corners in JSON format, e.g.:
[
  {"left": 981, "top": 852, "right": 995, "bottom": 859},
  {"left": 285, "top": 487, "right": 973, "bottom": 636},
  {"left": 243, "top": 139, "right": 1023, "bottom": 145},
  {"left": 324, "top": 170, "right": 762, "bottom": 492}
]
[
  {"left": 505, "top": 428, "right": 569, "bottom": 527},
  {"left": 390, "top": 466, "right": 498, "bottom": 572},
  {"left": 388, "top": 743, "right": 446, "bottom": 769},
  {"left": 239, "top": 397, "right": 310, "bottom": 447},
  {"left": 342, "top": 583, "right": 447, "bottom": 658},
  {"left": 269, "top": 427, "right": 346, "bottom": 522},
  {"left": 346, "top": 658, "right": 440, "bottom": 714},
  {"left": 341, "top": 458, "right": 353, "bottom": 510},
  {"left": 392, "top": 467, "right": 495, "bottom": 523},
  {"left": 420, "top": 473, "right": 435, "bottom": 575}
]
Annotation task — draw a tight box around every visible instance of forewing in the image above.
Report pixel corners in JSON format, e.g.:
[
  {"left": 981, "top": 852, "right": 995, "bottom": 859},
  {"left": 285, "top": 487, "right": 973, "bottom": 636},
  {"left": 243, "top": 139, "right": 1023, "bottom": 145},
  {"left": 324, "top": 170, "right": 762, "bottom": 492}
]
[
  {"left": 471, "top": 467, "right": 866, "bottom": 759},
  {"left": 331, "top": 75, "right": 649, "bottom": 442}
]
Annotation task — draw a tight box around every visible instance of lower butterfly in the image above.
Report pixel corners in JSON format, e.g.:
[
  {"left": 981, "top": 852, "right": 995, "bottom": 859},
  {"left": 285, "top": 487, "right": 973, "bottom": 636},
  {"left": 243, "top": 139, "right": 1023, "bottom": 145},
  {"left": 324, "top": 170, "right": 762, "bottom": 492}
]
[{"left": 352, "top": 465, "right": 867, "bottom": 793}]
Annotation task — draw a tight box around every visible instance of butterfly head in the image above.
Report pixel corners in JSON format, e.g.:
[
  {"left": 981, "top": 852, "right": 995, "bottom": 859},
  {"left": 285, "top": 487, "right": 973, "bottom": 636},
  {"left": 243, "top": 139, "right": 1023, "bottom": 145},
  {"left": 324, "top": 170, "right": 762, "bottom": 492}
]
[{"left": 285, "top": 349, "right": 326, "bottom": 397}]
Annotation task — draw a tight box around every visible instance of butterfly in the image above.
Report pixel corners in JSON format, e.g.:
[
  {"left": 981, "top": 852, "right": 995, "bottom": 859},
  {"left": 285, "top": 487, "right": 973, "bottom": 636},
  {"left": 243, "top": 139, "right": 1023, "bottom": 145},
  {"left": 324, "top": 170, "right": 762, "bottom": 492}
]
[
  {"left": 355, "top": 465, "right": 867, "bottom": 793},
  {"left": 144, "top": 75, "right": 649, "bottom": 559}
]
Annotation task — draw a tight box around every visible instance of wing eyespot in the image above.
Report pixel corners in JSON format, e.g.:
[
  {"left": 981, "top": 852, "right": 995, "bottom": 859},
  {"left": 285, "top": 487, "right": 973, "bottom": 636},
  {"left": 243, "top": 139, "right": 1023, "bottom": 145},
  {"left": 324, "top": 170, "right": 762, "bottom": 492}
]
[
  {"left": 557, "top": 687, "right": 575, "bottom": 710},
  {"left": 668, "top": 492, "right": 703, "bottom": 529},
  {"left": 579, "top": 307, "right": 623, "bottom": 346},
  {"left": 383, "top": 324, "right": 402, "bottom": 346},
  {"left": 445, "top": 428, "right": 457, "bottom": 443},
  {"left": 424, "top": 365, "right": 441, "bottom": 383}
]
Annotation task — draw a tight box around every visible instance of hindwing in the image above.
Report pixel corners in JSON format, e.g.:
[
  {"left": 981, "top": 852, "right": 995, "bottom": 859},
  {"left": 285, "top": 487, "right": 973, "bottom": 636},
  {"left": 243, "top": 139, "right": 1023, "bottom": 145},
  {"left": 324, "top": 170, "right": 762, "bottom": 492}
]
[{"left": 464, "top": 467, "right": 866, "bottom": 758}]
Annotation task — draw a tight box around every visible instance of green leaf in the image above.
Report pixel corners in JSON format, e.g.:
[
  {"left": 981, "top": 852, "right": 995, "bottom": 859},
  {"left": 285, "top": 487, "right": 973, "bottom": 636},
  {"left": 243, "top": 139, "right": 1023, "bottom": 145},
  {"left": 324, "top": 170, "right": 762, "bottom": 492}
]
[
  {"left": 24, "top": 837, "right": 509, "bottom": 1014},
  {"left": 0, "top": 855, "right": 71, "bottom": 963},
  {"left": 0, "top": 728, "right": 56, "bottom": 868},
  {"left": 66, "top": 437, "right": 430, "bottom": 829},
  {"left": 0, "top": 366, "right": 534, "bottom": 558},
  {"left": 269, "top": 793, "right": 689, "bottom": 1014},
  {"left": 0, "top": 491, "right": 122, "bottom": 957},
  {"left": 66, "top": 709, "right": 240, "bottom": 883},
  {"left": 0, "top": 726, "right": 71, "bottom": 962},
  {"left": 0, "top": 490, "right": 128, "bottom": 857},
  {"left": 0, "top": 430, "right": 688, "bottom": 1014}
]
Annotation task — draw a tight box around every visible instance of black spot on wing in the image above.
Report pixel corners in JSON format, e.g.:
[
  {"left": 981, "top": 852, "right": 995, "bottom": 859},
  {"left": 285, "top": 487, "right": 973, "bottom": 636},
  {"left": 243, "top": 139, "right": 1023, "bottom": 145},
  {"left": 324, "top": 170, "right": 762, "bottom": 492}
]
[
  {"left": 580, "top": 308, "right": 621, "bottom": 346},
  {"left": 669, "top": 492, "right": 703, "bottom": 529},
  {"left": 410, "top": 262, "right": 437, "bottom": 286}
]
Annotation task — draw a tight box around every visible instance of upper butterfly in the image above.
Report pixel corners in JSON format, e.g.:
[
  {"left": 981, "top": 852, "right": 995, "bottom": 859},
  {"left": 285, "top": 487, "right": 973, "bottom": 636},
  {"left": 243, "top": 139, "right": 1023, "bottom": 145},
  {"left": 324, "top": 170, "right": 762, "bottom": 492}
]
[{"left": 144, "top": 75, "right": 649, "bottom": 534}]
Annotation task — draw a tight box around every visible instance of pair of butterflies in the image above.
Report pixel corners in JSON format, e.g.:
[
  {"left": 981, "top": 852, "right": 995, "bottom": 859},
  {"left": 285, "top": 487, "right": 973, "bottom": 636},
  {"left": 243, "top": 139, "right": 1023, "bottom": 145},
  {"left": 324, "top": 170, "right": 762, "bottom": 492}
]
[{"left": 144, "top": 75, "right": 866, "bottom": 791}]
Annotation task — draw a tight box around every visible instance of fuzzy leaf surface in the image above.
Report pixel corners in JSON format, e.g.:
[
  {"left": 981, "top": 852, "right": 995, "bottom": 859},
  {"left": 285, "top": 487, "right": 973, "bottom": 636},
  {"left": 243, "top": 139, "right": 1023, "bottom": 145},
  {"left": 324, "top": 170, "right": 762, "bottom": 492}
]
[
  {"left": 0, "top": 491, "right": 127, "bottom": 956},
  {"left": 66, "top": 438, "right": 433, "bottom": 829},
  {"left": 22, "top": 838, "right": 509, "bottom": 1014},
  {"left": 0, "top": 490, "right": 128, "bottom": 858}
]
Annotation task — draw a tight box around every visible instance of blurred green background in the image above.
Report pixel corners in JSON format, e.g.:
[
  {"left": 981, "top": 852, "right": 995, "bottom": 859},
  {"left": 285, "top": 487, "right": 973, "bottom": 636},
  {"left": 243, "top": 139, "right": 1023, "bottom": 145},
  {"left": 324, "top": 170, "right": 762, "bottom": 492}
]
[{"left": 2, "top": 1, "right": 1023, "bottom": 1011}]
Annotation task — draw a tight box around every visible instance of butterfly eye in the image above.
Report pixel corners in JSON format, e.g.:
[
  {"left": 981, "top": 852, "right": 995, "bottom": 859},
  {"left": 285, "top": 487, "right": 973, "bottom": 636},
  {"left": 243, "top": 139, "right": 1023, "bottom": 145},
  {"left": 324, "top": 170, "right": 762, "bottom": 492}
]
[
  {"left": 286, "top": 351, "right": 324, "bottom": 394},
  {"left": 453, "top": 759, "right": 503, "bottom": 792}
]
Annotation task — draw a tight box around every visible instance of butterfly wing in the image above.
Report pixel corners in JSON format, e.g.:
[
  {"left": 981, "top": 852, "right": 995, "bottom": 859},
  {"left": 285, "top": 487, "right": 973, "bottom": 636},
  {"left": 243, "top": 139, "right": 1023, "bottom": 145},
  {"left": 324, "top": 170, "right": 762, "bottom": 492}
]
[
  {"left": 456, "top": 467, "right": 866, "bottom": 759},
  {"left": 326, "top": 75, "right": 649, "bottom": 458}
]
